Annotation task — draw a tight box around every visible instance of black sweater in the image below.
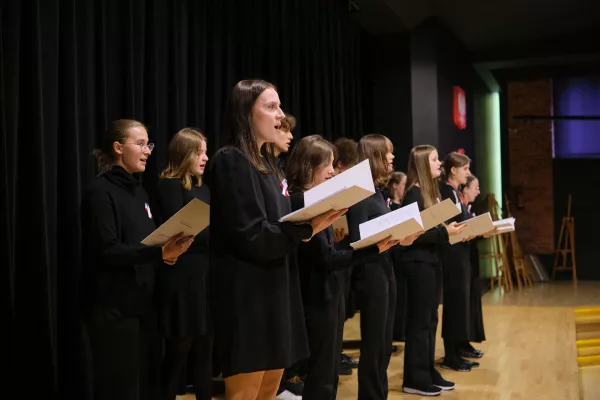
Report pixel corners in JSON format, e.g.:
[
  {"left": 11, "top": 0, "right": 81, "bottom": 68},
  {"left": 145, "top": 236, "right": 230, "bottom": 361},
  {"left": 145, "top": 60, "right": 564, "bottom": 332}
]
[
  {"left": 400, "top": 185, "right": 449, "bottom": 264},
  {"left": 290, "top": 192, "right": 379, "bottom": 307},
  {"left": 80, "top": 166, "right": 162, "bottom": 316}
]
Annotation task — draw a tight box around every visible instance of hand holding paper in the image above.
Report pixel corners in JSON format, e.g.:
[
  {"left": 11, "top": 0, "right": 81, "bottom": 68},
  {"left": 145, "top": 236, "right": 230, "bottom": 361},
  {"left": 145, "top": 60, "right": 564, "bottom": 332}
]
[
  {"left": 350, "top": 202, "right": 424, "bottom": 249},
  {"left": 449, "top": 213, "right": 494, "bottom": 244},
  {"left": 141, "top": 198, "right": 210, "bottom": 246},
  {"left": 420, "top": 198, "right": 462, "bottom": 231},
  {"left": 280, "top": 160, "right": 375, "bottom": 223}
]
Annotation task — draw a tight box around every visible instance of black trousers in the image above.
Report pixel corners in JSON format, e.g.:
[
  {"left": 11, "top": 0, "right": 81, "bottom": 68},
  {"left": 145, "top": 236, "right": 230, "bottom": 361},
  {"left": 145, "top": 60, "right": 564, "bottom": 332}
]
[
  {"left": 356, "top": 265, "right": 397, "bottom": 400},
  {"left": 402, "top": 261, "right": 442, "bottom": 390},
  {"left": 392, "top": 258, "right": 407, "bottom": 342},
  {"left": 86, "top": 308, "right": 160, "bottom": 400},
  {"left": 160, "top": 332, "right": 214, "bottom": 400},
  {"left": 303, "top": 275, "right": 346, "bottom": 399}
]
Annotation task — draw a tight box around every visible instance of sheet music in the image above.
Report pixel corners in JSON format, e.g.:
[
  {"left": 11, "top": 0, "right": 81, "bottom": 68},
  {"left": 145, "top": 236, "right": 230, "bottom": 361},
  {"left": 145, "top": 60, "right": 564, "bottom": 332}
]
[
  {"left": 280, "top": 185, "right": 374, "bottom": 223},
  {"left": 303, "top": 159, "right": 375, "bottom": 206},
  {"left": 350, "top": 202, "right": 423, "bottom": 250},
  {"left": 420, "top": 198, "right": 461, "bottom": 231},
  {"left": 449, "top": 212, "right": 494, "bottom": 244},
  {"left": 141, "top": 198, "right": 210, "bottom": 246}
]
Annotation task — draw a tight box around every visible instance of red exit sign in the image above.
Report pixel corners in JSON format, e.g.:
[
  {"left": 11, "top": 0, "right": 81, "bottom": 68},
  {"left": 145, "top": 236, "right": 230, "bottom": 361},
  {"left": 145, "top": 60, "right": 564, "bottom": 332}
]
[{"left": 453, "top": 86, "right": 466, "bottom": 130}]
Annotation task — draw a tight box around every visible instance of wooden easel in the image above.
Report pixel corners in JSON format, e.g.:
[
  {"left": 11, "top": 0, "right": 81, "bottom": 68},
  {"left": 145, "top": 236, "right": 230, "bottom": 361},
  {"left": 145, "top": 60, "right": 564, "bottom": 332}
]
[
  {"left": 485, "top": 193, "right": 513, "bottom": 291},
  {"left": 552, "top": 194, "right": 577, "bottom": 281},
  {"left": 504, "top": 195, "right": 534, "bottom": 289}
]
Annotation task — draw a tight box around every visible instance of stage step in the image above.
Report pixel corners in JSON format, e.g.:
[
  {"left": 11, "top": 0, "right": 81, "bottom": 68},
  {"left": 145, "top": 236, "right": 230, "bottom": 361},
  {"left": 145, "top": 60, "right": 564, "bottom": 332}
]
[{"left": 575, "top": 308, "right": 600, "bottom": 367}]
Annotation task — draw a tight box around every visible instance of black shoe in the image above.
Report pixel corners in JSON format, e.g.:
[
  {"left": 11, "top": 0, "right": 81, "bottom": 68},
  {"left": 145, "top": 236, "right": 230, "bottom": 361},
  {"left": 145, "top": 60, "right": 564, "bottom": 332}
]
[
  {"left": 462, "top": 348, "right": 484, "bottom": 358},
  {"left": 463, "top": 359, "right": 480, "bottom": 368},
  {"left": 391, "top": 345, "right": 398, "bottom": 353},
  {"left": 402, "top": 385, "right": 442, "bottom": 396},
  {"left": 338, "top": 363, "right": 353, "bottom": 375},
  {"left": 432, "top": 375, "right": 455, "bottom": 391},
  {"left": 340, "top": 353, "right": 359, "bottom": 368},
  {"left": 282, "top": 376, "right": 304, "bottom": 395},
  {"left": 440, "top": 360, "right": 471, "bottom": 372}
]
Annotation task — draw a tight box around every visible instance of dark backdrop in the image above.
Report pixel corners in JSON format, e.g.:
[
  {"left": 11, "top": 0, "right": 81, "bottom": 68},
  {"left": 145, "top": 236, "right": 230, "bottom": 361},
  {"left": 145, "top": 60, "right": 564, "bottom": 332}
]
[{"left": 0, "top": 0, "right": 368, "bottom": 397}]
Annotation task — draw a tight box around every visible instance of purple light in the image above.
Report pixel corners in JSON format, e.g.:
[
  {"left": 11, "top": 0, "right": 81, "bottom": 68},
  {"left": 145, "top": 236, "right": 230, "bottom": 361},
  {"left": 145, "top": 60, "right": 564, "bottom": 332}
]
[{"left": 554, "top": 75, "right": 600, "bottom": 158}]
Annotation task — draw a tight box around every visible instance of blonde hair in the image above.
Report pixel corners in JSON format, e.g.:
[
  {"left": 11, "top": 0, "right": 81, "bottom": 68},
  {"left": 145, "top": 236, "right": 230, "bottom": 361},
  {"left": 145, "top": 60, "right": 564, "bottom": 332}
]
[
  {"left": 160, "top": 128, "right": 207, "bottom": 190},
  {"left": 405, "top": 145, "right": 441, "bottom": 208}
]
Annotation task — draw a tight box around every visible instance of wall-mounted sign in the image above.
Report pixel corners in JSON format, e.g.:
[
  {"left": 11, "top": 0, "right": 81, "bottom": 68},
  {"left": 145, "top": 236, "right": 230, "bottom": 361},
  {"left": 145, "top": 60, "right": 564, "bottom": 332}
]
[{"left": 453, "top": 86, "right": 467, "bottom": 130}]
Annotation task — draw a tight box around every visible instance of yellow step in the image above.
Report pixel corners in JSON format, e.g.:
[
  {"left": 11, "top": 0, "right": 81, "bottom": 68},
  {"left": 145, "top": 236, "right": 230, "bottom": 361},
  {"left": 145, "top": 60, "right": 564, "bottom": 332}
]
[
  {"left": 577, "top": 331, "right": 600, "bottom": 341},
  {"left": 577, "top": 339, "right": 600, "bottom": 349},
  {"left": 578, "top": 354, "right": 600, "bottom": 367}
]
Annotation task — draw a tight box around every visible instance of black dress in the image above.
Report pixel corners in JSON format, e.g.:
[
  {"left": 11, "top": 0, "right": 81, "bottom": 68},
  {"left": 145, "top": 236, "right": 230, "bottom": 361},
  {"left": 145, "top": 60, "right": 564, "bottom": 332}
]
[
  {"left": 154, "top": 178, "right": 212, "bottom": 400},
  {"left": 439, "top": 183, "right": 472, "bottom": 345},
  {"left": 347, "top": 189, "right": 397, "bottom": 400},
  {"left": 290, "top": 192, "right": 379, "bottom": 399},
  {"left": 207, "top": 146, "right": 312, "bottom": 378},
  {"left": 80, "top": 166, "right": 162, "bottom": 400},
  {"left": 468, "top": 205, "right": 486, "bottom": 343}
]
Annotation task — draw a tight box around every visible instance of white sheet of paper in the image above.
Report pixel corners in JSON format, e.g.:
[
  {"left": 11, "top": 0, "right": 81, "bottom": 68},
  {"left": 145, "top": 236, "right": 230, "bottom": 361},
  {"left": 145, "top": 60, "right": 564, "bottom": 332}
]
[
  {"left": 350, "top": 202, "right": 423, "bottom": 250},
  {"left": 280, "top": 185, "right": 374, "bottom": 223},
  {"left": 491, "top": 217, "right": 516, "bottom": 234},
  {"left": 449, "top": 212, "right": 495, "bottom": 244},
  {"left": 141, "top": 198, "right": 210, "bottom": 246},
  {"left": 303, "top": 159, "right": 375, "bottom": 207},
  {"left": 333, "top": 215, "right": 349, "bottom": 233},
  {"left": 420, "top": 198, "right": 461, "bottom": 231}
]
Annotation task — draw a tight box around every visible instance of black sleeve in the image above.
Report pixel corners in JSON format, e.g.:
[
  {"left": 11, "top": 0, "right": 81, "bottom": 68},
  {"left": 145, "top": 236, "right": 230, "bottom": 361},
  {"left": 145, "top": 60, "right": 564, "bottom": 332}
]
[
  {"left": 402, "top": 186, "right": 449, "bottom": 246},
  {"left": 83, "top": 190, "right": 162, "bottom": 267},
  {"left": 301, "top": 230, "right": 379, "bottom": 272},
  {"left": 346, "top": 197, "right": 370, "bottom": 244},
  {"left": 211, "top": 148, "right": 312, "bottom": 261}
]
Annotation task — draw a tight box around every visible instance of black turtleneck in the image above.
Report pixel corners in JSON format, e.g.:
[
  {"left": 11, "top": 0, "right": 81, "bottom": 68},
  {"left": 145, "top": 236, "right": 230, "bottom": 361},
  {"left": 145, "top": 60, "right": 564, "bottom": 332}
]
[{"left": 80, "top": 166, "right": 162, "bottom": 316}]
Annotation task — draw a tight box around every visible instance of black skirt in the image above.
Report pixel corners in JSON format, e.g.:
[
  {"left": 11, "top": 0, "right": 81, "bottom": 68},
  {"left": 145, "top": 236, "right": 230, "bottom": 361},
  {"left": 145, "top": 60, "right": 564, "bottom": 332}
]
[{"left": 156, "top": 252, "right": 210, "bottom": 337}]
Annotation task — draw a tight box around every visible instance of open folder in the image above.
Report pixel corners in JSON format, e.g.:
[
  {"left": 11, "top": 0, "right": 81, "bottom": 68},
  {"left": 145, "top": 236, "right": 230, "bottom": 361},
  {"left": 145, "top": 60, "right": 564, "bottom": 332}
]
[
  {"left": 449, "top": 212, "right": 494, "bottom": 244},
  {"left": 420, "top": 198, "right": 462, "bottom": 231},
  {"left": 279, "top": 159, "right": 375, "bottom": 223},
  {"left": 350, "top": 202, "right": 423, "bottom": 249},
  {"left": 141, "top": 198, "right": 210, "bottom": 246},
  {"left": 492, "top": 217, "right": 516, "bottom": 234}
]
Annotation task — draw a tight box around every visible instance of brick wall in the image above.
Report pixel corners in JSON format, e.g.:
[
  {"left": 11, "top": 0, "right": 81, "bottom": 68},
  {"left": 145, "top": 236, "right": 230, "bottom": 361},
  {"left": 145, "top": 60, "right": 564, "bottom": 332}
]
[{"left": 507, "top": 79, "right": 554, "bottom": 254}]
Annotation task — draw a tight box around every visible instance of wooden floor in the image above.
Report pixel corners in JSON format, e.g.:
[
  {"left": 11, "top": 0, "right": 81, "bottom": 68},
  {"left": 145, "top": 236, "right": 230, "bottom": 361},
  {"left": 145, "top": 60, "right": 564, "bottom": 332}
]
[{"left": 180, "top": 281, "right": 600, "bottom": 400}]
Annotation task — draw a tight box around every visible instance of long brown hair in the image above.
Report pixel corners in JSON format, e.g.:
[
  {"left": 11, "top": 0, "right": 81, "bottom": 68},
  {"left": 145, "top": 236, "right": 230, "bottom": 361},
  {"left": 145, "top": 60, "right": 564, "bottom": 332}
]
[
  {"left": 358, "top": 134, "right": 393, "bottom": 189},
  {"left": 285, "top": 135, "right": 336, "bottom": 193},
  {"left": 160, "top": 128, "right": 207, "bottom": 190},
  {"left": 222, "top": 79, "right": 279, "bottom": 175},
  {"left": 387, "top": 171, "right": 407, "bottom": 198},
  {"left": 93, "top": 119, "right": 146, "bottom": 175},
  {"left": 442, "top": 151, "right": 470, "bottom": 182},
  {"left": 405, "top": 145, "right": 441, "bottom": 208}
]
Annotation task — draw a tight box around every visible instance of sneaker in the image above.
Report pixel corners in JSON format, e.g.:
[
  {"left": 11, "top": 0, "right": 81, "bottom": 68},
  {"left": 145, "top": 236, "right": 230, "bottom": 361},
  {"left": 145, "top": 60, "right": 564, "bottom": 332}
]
[
  {"left": 282, "top": 376, "right": 304, "bottom": 396},
  {"left": 276, "top": 389, "right": 302, "bottom": 400},
  {"left": 461, "top": 348, "right": 484, "bottom": 358},
  {"left": 432, "top": 375, "right": 455, "bottom": 391},
  {"left": 402, "top": 385, "right": 442, "bottom": 396},
  {"left": 341, "top": 353, "right": 359, "bottom": 368},
  {"left": 338, "top": 363, "right": 353, "bottom": 375},
  {"left": 440, "top": 360, "right": 471, "bottom": 372}
]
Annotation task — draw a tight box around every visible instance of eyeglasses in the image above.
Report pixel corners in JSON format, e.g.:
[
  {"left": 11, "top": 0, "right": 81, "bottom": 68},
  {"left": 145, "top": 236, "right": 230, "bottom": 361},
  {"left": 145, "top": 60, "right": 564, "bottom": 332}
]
[{"left": 124, "top": 142, "right": 155, "bottom": 152}]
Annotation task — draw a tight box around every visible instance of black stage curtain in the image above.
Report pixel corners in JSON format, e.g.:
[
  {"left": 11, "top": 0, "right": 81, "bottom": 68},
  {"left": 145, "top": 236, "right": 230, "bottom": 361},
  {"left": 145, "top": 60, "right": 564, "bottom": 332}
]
[{"left": 0, "top": 0, "right": 367, "bottom": 397}]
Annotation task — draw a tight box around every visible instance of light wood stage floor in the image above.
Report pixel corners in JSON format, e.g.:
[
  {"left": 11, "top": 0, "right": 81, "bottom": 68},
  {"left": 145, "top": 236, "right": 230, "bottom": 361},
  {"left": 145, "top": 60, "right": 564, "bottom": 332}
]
[{"left": 181, "top": 281, "right": 600, "bottom": 400}]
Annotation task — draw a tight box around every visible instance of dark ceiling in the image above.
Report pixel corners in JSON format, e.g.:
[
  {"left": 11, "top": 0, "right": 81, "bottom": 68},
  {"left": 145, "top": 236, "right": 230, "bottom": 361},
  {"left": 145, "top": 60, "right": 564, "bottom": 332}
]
[{"left": 350, "top": 0, "right": 600, "bottom": 53}]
